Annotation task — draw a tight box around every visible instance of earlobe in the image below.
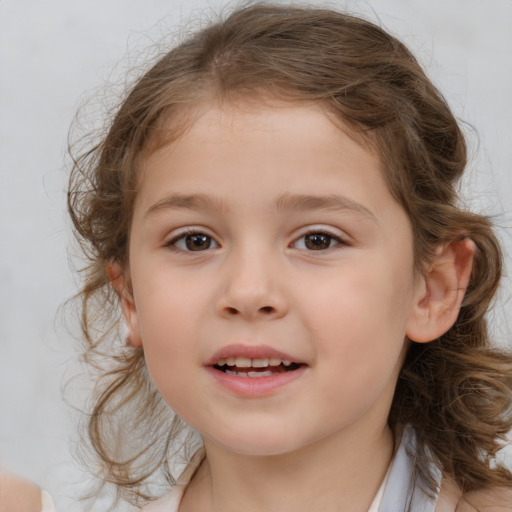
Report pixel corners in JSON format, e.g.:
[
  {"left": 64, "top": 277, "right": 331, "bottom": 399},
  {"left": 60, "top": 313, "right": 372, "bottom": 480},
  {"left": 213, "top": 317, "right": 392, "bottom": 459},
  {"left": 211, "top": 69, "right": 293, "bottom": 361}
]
[
  {"left": 406, "top": 238, "right": 475, "bottom": 343},
  {"left": 106, "top": 262, "right": 143, "bottom": 347}
]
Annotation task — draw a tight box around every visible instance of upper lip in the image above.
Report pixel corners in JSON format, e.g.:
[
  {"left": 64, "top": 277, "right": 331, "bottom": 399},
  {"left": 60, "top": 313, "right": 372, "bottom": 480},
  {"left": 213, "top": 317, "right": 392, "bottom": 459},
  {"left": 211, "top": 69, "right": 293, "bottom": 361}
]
[{"left": 205, "top": 344, "right": 304, "bottom": 366}]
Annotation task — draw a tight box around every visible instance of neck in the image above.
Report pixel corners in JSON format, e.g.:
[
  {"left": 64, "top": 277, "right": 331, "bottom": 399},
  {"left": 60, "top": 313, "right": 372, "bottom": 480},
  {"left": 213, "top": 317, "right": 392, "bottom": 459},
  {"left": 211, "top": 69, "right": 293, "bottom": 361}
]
[{"left": 180, "top": 422, "right": 394, "bottom": 512}]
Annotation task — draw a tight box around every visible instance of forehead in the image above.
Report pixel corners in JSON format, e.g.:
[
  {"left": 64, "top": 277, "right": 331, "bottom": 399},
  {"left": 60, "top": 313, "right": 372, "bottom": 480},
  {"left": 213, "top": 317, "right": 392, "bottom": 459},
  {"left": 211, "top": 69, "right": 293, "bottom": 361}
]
[
  {"left": 143, "top": 94, "right": 377, "bottom": 161},
  {"left": 140, "top": 98, "right": 382, "bottom": 185},
  {"left": 134, "top": 100, "right": 403, "bottom": 227}
]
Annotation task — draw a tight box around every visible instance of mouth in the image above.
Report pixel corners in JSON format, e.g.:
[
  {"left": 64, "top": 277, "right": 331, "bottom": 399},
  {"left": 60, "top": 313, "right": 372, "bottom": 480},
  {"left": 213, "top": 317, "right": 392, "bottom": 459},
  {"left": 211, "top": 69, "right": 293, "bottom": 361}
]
[
  {"left": 213, "top": 357, "right": 303, "bottom": 378},
  {"left": 206, "top": 345, "right": 307, "bottom": 395}
]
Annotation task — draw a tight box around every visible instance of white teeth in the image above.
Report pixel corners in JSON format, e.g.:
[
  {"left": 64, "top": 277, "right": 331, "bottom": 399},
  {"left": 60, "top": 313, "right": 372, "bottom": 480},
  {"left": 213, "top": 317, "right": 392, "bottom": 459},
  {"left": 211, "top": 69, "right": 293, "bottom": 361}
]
[
  {"left": 251, "top": 358, "right": 269, "bottom": 368},
  {"left": 216, "top": 356, "right": 297, "bottom": 368},
  {"left": 225, "top": 369, "right": 275, "bottom": 378},
  {"left": 225, "top": 369, "right": 247, "bottom": 377},
  {"left": 234, "top": 356, "right": 251, "bottom": 368},
  {"left": 248, "top": 371, "right": 274, "bottom": 377}
]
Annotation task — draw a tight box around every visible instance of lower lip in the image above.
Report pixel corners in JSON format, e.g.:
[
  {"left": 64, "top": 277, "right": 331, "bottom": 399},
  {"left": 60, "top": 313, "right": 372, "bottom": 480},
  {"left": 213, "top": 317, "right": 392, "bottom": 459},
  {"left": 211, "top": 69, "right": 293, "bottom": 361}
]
[{"left": 206, "top": 366, "right": 307, "bottom": 397}]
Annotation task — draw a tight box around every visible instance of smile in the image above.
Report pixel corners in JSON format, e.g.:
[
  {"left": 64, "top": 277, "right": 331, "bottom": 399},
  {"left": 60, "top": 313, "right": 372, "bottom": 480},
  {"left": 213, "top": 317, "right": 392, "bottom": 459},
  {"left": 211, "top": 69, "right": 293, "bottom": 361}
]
[
  {"left": 214, "top": 357, "right": 301, "bottom": 378},
  {"left": 206, "top": 345, "right": 307, "bottom": 396}
]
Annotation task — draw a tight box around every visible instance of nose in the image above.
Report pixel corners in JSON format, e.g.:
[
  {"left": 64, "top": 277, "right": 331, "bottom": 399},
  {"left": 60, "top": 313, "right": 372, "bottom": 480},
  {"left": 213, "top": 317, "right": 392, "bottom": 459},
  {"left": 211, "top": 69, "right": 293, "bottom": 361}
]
[{"left": 215, "top": 250, "right": 288, "bottom": 321}]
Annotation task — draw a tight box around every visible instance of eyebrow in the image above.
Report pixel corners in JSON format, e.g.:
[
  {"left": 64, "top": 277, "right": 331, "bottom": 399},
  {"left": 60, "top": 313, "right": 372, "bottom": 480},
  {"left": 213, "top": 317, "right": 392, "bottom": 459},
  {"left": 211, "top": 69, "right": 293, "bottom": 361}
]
[
  {"left": 144, "top": 193, "right": 229, "bottom": 218},
  {"left": 275, "top": 193, "right": 378, "bottom": 222},
  {"left": 144, "top": 192, "right": 377, "bottom": 223}
]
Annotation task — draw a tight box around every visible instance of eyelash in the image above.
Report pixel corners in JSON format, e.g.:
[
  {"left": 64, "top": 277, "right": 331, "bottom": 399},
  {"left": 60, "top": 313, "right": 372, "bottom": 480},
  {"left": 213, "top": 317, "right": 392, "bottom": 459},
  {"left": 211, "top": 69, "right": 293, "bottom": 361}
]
[
  {"left": 164, "top": 228, "right": 349, "bottom": 253},
  {"left": 291, "top": 229, "right": 348, "bottom": 251},
  {"left": 165, "top": 229, "right": 220, "bottom": 253}
]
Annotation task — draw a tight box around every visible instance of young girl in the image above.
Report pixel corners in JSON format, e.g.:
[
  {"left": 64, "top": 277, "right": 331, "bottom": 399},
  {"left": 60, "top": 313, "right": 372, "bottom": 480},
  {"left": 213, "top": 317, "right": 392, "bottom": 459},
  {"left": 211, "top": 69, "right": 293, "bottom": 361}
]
[{"left": 68, "top": 4, "right": 512, "bottom": 511}]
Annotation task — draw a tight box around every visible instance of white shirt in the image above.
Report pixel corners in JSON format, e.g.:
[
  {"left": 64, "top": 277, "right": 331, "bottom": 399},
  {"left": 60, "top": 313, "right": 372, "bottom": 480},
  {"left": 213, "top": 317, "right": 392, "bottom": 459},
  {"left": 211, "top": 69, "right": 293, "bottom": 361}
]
[{"left": 41, "top": 490, "right": 56, "bottom": 512}]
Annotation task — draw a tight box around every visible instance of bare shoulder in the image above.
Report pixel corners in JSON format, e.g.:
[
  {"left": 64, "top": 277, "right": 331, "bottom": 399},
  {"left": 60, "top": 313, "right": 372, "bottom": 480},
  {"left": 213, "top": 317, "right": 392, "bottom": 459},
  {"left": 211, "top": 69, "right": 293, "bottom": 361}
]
[{"left": 0, "top": 470, "right": 42, "bottom": 512}]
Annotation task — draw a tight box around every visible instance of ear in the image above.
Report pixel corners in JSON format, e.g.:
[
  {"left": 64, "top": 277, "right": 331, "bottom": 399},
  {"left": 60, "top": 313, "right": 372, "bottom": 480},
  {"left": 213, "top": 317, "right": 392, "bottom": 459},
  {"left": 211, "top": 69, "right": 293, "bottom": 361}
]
[
  {"left": 106, "top": 262, "right": 142, "bottom": 347},
  {"left": 406, "top": 238, "right": 475, "bottom": 343}
]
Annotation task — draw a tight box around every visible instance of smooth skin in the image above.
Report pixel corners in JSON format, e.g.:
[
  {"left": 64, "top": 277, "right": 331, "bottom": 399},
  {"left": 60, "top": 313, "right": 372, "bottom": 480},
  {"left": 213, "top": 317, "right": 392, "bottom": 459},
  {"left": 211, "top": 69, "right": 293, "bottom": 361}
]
[
  {"left": 0, "top": 470, "right": 41, "bottom": 512},
  {"left": 112, "top": 100, "right": 475, "bottom": 512}
]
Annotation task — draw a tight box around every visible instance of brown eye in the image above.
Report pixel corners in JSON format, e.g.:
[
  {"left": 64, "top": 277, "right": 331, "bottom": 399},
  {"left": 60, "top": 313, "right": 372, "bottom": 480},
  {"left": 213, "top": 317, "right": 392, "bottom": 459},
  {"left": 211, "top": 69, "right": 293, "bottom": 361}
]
[
  {"left": 292, "top": 231, "right": 342, "bottom": 251},
  {"left": 304, "top": 233, "right": 332, "bottom": 250},
  {"left": 170, "top": 232, "right": 219, "bottom": 252},
  {"left": 185, "top": 234, "right": 213, "bottom": 251}
]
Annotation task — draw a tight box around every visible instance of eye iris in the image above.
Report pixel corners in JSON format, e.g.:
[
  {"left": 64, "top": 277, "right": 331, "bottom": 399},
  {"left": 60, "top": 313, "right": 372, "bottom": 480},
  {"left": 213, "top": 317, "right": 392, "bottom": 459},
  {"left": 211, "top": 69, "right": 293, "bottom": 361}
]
[
  {"left": 185, "top": 234, "right": 211, "bottom": 251},
  {"left": 305, "top": 233, "right": 331, "bottom": 250}
]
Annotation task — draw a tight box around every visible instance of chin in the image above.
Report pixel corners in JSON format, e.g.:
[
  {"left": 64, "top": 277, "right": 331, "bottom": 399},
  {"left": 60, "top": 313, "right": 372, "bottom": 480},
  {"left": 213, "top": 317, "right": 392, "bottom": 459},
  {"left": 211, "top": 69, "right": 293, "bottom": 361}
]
[{"left": 205, "top": 427, "right": 313, "bottom": 458}]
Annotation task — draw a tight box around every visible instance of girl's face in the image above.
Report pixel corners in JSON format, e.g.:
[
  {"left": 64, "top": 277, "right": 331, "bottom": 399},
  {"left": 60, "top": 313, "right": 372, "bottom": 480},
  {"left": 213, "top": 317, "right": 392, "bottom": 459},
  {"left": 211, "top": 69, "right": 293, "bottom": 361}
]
[{"left": 123, "top": 101, "right": 425, "bottom": 456}]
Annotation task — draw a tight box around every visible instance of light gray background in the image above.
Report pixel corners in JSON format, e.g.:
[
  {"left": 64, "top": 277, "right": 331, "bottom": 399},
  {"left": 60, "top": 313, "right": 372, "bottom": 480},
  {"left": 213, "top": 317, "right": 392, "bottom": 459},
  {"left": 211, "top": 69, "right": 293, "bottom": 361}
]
[{"left": 1, "top": 0, "right": 511, "bottom": 510}]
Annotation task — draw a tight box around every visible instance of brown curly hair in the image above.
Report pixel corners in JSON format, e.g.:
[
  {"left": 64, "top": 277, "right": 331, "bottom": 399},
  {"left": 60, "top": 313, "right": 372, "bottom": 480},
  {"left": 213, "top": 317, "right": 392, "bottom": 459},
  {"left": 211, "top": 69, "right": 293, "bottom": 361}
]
[{"left": 67, "top": 2, "right": 512, "bottom": 506}]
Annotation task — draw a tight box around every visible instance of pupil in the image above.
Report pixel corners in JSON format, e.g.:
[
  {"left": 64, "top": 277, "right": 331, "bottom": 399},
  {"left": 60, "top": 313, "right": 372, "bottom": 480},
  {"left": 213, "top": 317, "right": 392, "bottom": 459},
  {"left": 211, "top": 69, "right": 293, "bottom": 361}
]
[
  {"left": 186, "top": 234, "right": 211, "bottom": 251},
  {"left": 305, "top": 233, "right": 330, "bottom": 250}
]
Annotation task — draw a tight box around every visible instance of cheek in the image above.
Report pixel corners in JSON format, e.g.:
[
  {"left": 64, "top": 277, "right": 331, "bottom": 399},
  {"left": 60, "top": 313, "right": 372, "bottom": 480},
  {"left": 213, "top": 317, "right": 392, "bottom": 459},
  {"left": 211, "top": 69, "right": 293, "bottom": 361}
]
[
  {"left": 135, "top": 265, "right": 212, "bottom": 339},
  {"left": 303, "top": 261, "right": 414, "bottom": 336},
  {"left": 134, "top": 283, "right": 209, "bottom": 391},
  {"left": 312, "top": 295, "right": 407, "bottom": 377},
  {"left": 310, "top": 298, "right": 408, "bottom": 425},
  {"left": 301, "top": 260, "right": 414, "bottom": 387}
]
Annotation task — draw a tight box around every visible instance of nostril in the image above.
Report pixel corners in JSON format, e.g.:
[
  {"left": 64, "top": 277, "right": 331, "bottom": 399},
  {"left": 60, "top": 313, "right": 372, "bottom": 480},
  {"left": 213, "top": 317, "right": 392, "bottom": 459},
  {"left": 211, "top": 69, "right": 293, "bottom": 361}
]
[{"left": 220, "top": 304, "right": 280, "bottom": 318}]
